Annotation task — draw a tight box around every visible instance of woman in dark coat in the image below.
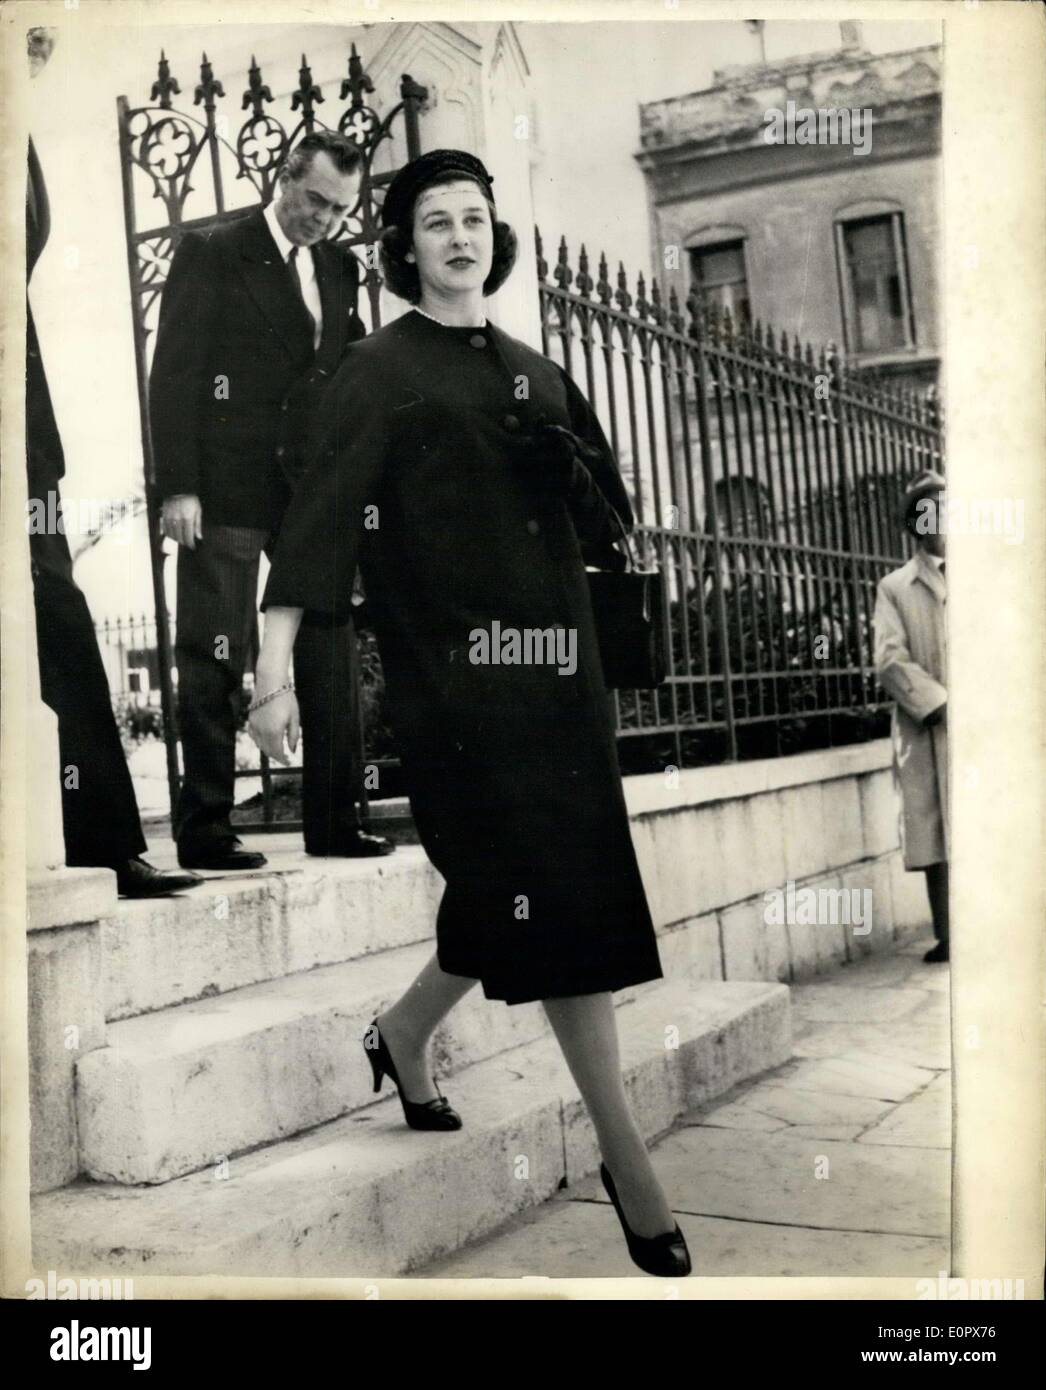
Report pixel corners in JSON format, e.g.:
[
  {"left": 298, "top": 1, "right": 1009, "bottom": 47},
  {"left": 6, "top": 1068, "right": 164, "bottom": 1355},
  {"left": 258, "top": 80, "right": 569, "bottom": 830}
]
[{"left": 250, "top": 150, "right": 690, "bottom": 1276}]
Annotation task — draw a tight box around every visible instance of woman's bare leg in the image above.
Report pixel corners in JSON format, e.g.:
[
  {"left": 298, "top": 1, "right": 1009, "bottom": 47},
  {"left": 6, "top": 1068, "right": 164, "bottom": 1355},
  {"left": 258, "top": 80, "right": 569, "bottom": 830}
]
[
  {"left": 543, "top": 992, "right": 675, "bottom": 1238},
  {"left": 374, "top": 955, "right": 477, "bottom": 1103}
]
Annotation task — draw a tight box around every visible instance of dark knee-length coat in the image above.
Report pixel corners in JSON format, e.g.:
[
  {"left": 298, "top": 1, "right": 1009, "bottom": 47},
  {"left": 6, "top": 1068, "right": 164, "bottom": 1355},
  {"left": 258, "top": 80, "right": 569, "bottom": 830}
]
[{"left": 262, "top": 308, "right": 662, "bottom": 1004}]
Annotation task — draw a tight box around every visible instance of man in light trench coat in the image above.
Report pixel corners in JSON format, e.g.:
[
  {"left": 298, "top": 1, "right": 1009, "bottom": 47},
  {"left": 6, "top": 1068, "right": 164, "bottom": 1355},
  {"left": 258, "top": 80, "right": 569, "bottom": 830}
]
[{"left": 874, "top": 470, "right": 949, "bottom": 962}]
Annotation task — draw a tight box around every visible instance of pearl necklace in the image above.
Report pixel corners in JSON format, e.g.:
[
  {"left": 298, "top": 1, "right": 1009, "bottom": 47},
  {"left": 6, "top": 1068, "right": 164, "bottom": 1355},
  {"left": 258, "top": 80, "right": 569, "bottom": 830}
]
[{"left": 414, "top": 304, "right": 486, "bottom": 329}]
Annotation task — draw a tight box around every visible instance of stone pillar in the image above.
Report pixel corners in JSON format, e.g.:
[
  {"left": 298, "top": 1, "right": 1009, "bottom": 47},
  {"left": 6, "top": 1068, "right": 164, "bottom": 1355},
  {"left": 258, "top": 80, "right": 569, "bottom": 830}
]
[
  {"left": 365, "top": 20, "right": 542, "bottom": 349},
  {"left": 26, "top": 892, "right": 111, "bottom": 1193}
]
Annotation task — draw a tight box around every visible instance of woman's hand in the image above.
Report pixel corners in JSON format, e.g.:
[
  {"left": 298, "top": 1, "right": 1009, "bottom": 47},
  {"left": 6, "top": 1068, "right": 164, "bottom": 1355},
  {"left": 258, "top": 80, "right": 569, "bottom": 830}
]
[
  {"left": 249, "top": 608, "right": 305, "bottom": 763},
  {"left": 527, "top": 421, "right": 626, "bottom": 549},
  {"left": 533, "top": 423, "right": 579, "bottom": 485},
  {"left": 248, "top": 688, "right": 300, "bottom": 765}
]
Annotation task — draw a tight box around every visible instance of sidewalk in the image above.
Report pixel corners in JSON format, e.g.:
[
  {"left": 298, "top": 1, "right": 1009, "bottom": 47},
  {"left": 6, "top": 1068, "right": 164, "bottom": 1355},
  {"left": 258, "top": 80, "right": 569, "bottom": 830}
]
[{"left": 419, "top": 940, "right": 951, "bottom": 1279}]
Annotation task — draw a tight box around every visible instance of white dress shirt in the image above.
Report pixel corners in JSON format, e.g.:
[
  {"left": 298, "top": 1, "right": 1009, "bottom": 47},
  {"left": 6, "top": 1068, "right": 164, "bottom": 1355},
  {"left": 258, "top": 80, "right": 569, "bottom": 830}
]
[{"left": 264, "top": 200, "right": 323, "bottom": 351}]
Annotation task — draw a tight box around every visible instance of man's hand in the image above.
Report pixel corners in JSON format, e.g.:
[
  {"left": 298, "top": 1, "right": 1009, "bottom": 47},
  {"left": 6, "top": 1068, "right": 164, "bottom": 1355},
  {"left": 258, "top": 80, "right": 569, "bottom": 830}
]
[{"left": 161, "top": 494, "right": 203, "bottom": 549}]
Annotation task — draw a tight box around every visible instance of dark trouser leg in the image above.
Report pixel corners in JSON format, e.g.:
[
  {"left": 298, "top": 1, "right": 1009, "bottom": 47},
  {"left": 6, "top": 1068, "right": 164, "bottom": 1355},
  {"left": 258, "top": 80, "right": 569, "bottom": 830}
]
[
  {"left": 293, "top": 611, "right": 362, "bottom": 852},
  {"left": 30, "top": 519, "right": 147, "bottom": 867},
  {"left": 924, "top": 862, "right": 949, "bottom": 946},
  {"left": 174, "top": 526, "right": 265, "bottom": 850}
]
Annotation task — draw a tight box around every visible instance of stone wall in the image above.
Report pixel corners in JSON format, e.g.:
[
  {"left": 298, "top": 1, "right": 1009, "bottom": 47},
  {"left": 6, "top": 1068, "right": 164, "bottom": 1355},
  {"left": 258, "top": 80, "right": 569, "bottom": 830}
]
[{"left": 625, "top": 738, "right": 928, "bottom": 987}]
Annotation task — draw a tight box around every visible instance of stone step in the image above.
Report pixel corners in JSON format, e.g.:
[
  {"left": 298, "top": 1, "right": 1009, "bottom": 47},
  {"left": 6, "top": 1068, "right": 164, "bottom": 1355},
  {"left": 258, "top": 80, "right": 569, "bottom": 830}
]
[
  {"left": 78, "top": 939, "right": 548, "bottom": 1185},
  {"left": 84, "top": 903, "right": 748, "bottom": 1187},
  {"left": 35, "top": 980, "right": 790, "bottom": 1277},
  {"left": 102, "top": 847, "right": 443, "bottom": 1022}
]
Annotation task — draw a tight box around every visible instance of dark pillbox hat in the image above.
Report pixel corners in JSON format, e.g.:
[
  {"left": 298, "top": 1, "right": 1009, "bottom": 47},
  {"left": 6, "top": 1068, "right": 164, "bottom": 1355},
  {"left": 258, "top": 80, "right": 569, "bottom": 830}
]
[{"left": 380, "top": 149, "right": 496, "bottom": 230}]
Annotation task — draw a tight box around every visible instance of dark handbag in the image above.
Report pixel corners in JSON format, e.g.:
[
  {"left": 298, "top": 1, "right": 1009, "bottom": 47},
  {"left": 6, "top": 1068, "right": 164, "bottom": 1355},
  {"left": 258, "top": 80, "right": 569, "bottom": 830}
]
[{"left": 586, "top": 528, "right": 667, "bottom": 691}]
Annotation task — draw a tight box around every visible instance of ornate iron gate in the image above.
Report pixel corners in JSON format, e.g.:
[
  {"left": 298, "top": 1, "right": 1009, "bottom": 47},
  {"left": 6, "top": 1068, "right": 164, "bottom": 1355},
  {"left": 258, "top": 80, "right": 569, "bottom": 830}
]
[{"left": 117, "top": 44, "right": 427, "bottom": 829}]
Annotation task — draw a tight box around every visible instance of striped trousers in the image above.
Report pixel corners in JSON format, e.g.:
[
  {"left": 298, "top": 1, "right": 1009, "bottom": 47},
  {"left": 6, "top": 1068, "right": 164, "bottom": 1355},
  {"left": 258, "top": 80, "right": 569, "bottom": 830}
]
[{"left": 174, "top": 523, "right": 361, "bottom": 851}]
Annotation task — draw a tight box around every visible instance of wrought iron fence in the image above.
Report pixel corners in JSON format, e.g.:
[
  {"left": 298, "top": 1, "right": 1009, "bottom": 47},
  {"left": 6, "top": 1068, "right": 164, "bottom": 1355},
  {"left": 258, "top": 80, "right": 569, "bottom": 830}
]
[
  {"left": 94, "top": 609, "right": 397, "bottom": 825},
  {"left": 536, "top": 230, "right": 944, "bottom": 769}
]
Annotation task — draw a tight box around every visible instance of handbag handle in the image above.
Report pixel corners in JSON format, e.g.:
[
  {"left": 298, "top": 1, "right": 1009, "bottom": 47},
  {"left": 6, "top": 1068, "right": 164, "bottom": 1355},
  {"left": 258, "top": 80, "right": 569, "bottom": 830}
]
[{"left": 605, "top": 505, "right": 641, "bottom": 574}]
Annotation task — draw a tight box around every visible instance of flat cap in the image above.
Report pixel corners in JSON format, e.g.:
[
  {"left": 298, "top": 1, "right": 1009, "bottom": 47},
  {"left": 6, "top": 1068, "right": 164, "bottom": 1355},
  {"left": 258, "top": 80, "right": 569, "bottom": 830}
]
[
  {"left": 900, "top": 469, "right": 946, "bottom": 526},
  {"left": 380, "top": 149, "right": 495, "bottom": 230}
]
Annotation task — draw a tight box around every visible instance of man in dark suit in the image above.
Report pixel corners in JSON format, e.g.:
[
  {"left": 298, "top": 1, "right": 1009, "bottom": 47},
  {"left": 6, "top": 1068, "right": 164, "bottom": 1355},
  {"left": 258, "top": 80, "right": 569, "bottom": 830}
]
[
  {"left": 150, "top": 130, "right": 391, "bottom": 870},
  {"left": 26, "top": 26, "right": 200, "bottom": 897}
]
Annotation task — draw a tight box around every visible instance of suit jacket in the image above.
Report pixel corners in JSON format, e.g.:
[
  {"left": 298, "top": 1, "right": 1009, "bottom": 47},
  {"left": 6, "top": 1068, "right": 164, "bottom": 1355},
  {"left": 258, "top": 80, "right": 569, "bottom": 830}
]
[
  {"left": 148, "top": 207, "right": 366, "bottom": 532},
  {"left": 26, "top": 138, "right": 65, "bottom": 497},
  {"left": 873, "top": 549, "right": 948, "bottom": 868}
]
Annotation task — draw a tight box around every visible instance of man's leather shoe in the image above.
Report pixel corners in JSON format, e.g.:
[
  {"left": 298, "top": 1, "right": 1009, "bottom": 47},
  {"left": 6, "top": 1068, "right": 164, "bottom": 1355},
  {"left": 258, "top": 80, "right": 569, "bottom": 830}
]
[
  {"left": 923, "top": 942, "right": 949, "bottom": 963},
  {"left": 178, "top": 837, "right": 268, "bottom": 871},
  {"left": 307, "top": 829, "right": 394, "bottom": 858},
  {"left": 114, "top": 858, "right": 203, "bottom": 899}
]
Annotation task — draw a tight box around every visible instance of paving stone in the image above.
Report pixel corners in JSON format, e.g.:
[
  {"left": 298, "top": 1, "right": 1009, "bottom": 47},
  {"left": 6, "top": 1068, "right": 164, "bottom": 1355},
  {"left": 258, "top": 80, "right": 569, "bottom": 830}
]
[
  {"left": 422, "top": 1202, "right": 949, "bottom": 1279},
  {"left": 699, "top": 1082, "right": 893, "bottom": 1133},
  {"left": 790, "top": 1022, "right": 950, "bottom": 1073},
  {"left": 833, "top": 952, "right": 931, "bottom": 990},
  {"left": 788, "top": 984, "right": 933, "bottom": 1024},
  {"left": 766, "top": 1053, "right": 936, "bottom": 1103},
  {"left": 606, "top": 1125, "right": 950, "bottom": 1238},
  {"left": 919, "top": 965, "right": 952, "bottom": 993},
  {"left": 697, "top": 1102, "right": 785, "bottom": 1133},
  {"left": 858, "top": 1074, "right": 951, "bottom": 1150},
  {"left": 786, "top": 1124, "right": 867, "bottom": 1143}
]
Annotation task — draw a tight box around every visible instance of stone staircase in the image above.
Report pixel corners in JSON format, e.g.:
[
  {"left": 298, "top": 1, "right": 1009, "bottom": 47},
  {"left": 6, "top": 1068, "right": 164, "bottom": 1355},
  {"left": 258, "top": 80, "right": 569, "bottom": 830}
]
[{"left": 31, "top": 840, "right": 791, "bottom": 1278}]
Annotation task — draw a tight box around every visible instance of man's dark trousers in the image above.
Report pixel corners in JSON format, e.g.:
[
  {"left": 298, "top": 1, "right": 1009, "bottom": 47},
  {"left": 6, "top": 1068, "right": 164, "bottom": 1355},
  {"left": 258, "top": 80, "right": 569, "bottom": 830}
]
[
  {"left": 30, "top": 507, "right": 148, "bottom": 868},
  {"left": 174, "top": 523, "right": 360, "bottom": 854}
]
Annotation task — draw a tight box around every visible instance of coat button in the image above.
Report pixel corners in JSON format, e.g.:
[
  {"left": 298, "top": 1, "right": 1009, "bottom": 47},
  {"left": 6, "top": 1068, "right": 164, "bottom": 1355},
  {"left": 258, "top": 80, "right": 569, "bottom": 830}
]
[
  {"left": 527, "top": 519, "right": 540, "bottom": 535},
  {"left": 280, "top": 401, "right": 289, "bottom": 413},
  {"left": 275, "top": 446, "right": 286, "bottom": 459},
  {"left": 503, "top": 413, "right": 520, "bottom": 431},
  {"left": 470, "top": 333, "right": 486, "bottom": 349}
]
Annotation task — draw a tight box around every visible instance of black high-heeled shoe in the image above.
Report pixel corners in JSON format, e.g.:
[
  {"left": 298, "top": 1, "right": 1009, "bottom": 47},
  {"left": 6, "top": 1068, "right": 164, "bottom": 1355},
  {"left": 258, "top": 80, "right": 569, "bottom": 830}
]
[
  {"left": 363, "top": 1019, "right": 462, "bottom": 1131},
  {"left": 600, "top": 1163, "right": 692, "bottom": 1278}
]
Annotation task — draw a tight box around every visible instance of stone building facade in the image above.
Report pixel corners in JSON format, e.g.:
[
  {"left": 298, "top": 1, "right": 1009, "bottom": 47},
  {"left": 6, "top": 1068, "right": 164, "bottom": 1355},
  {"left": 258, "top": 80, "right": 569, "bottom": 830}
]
[{"left": 636, "top": 39, "right": 942, "bottom": 394}]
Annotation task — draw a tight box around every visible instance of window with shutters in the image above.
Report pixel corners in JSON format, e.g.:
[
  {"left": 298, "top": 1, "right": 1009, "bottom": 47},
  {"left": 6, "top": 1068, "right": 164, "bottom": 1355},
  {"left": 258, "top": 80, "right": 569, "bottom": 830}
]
[
  {"left": 836, "top": 212, "right": 916, "bottom": 354},
  {"left": 688, "top": 239, "right": 751, "bottom": 326}
]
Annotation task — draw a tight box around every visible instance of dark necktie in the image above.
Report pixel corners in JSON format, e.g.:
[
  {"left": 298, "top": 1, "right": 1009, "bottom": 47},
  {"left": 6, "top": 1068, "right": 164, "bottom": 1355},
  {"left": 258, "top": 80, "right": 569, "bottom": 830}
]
[{"left": 286, "top": 247, "right": 315, "bottom": 335}]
